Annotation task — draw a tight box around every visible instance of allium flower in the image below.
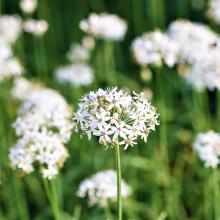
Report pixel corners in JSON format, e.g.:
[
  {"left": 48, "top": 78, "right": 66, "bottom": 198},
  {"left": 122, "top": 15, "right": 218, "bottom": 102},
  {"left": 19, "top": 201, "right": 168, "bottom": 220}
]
[
  {"left": 14, "top": 89, "right": 73, "bottom": 142},
  {"left": 184, "top": 47, "right": 220, "bottom": 91},
  {"left": 9, "top": 133, "right": 69, "bottom": 179},
  {"left": 10, "top": 86, "right": 72, "bottom": 179},
  {"left": 131, "top": 30, "right": 179, "bottom": 67},
  {"left": 207, "top": 0, "right": 220, "bottom": 24},
  {"left": 66, "top": 43, "right": 90, "bottom": 63},
  {"left": 0, "top": 40, "right": 23, "bottom": 82},
  {"left": 193, "top": 131, "right": 220, "bottom": 168},
  {"left": 73, "top": 88, "right": 159, "bottom": 149},
  {"left": 11, "top": 77, "right": 42, "bottom": 100},
  {"left": 0, "top": 15, "right": 22, "bottom": 44},
  {"left": 23, "top": 19, "right": 48, "bottom": 36},
  {"left": 167, "top": 19, "right": 218, "bottom": 64},
  {"left": 79, "top": 13, "right": 127, "bottom": 41},
  {"left": 167, "top": 19, "right": 220, "bottom": 91},
  {"left": 76, "top": 170, "right": 132, "bottom": 207},
  {"left": 0, "top": 58, "right": 23, "bottom": 81},
  {"left": 20, "top": 0, "right": 38, "bottom": 14},
  {"left": 55, "top": 64, "right": 94, "bottom": 87}
]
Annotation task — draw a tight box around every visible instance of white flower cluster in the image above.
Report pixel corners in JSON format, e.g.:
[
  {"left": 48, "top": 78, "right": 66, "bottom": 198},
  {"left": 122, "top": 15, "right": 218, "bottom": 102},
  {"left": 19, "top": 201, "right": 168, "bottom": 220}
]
[
  {"left": 67, "top": 43, "right": 90, "bottom": 63},
  {"left": 207, "top": 0, "right": 220, "bottom": 24},
  {"left": 77, "top": 170, "right": 132, "bottom": 207},
  {"left": 20, "top": 0, "right": 38, "bottom": 14},
  {"left": 168, "top": 19, "right": 218, "bottom": 64},
  {"left": 11, "top": 77, "right": 42, "bottom": 100},
  {"left": 55, "top": 64, "right": 94, "bottom": 87},
  {"left": 131, "top": 30, "right": 179, "bottom": 67},
  {"left": 23, "top": 19, "right": 48, "bottom": 36},
  {"left": 55, "top": 36, "right": 94, "bottom": 87},
  {"left": 0, "top": 15, "right": 23, "bottom": 82},
  {"left": 9, "top": 80, "right": 72, "bottom": 179},
  {"left": 0, "top": 15, "right": 22, "bottom": 44},
  {"left": 184, "top": 47, "right": 220, "bottom": 91},
  {"left": 193, "top": 131, "right": 220, "bottom": 168},
  {"left": 168, "top": 19, "right": 220, "bottom": 91},
  {"left": 73, "top": 88, "right": 159, "bottom": 149},
  {"left": 80, "top": 13, "right": 127, "bottom": 41}
]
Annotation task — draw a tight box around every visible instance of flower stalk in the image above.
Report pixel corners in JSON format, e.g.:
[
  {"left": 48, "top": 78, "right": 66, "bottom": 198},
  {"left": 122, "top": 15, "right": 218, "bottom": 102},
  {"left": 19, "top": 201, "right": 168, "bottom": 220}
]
[
  {"left": 43, "top": 179, "right": 60, "bottom": 220},
  {"left": 115, "top": 141, "right": 122, "bottom": 220}
]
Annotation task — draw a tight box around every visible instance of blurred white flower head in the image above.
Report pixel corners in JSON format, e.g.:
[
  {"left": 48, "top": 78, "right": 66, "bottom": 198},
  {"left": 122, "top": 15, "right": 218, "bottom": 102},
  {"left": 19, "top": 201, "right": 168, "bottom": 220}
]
[
  {"left": 55, "top": 63, "right": 94, "bottom": 87},
  {"left": 10, "top": 85, "right": 72, "bottom": 179},
  {"left": 0, "top": 40, "right": 23, "bottom": 82},
  {"left": 0, "top": 15, "right": 22, "bottom": 44},
  {"left": 23, "top": 19, "right": 48, "bottom": 36},
  {"left": 66, "top": 43, "right": 90, "bottom": 63},
  {"left": 14, "top": 89, "right": 73, "bottom": 142},
  {"left": 184, "top": 46, "right": 220, "bottom": 91},
  {"left": 167, "top": 19, "right": 218, "bottom": 64},
  {"left": 77, "top": 170, "right": 132, "bottom": 207},
  {"left": 10, "top": 133, "right": 69, "bottom": 179},
  {"left": 193, "top": 131, "right": 220, "bottom": 168},
  {"left": 168, "top": 19, "right": 220, "bottom": 91},
  {"left": 20, "top": 0, "right": 38, "bottom": 14},
  {"left": 207, "top": 0, "right": 220, "bottom": 24},
  {"left": 131, "top": 30, "right": 179, "bottom": 67},
  {"left": 11, "top": 77, "right": 42, "bottom": 100},
  {"left": 80, "top": 13, "right": 127, "bottom": 41},
  {"left": 73, "top": 88, "right": 159, "bottom": 149}
]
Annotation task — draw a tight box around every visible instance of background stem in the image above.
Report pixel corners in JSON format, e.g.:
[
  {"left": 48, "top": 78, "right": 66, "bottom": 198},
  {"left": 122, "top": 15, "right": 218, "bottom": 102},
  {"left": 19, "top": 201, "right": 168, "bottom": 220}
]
[{"left": 43, "top": 178, "right": 60, "bottom": 220}]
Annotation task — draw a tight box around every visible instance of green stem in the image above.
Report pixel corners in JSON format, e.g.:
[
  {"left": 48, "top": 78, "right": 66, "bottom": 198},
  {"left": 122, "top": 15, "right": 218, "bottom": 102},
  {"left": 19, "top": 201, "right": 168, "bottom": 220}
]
[
  {"left": 43, "top": 179, "right": 60, "bottom": 220},
  {"left": 115, "top": 142, "right": 122, "bottom": 220},
  {"left": 155, "top": 68, "right": 177, "bottom": 220},
  {"left": 212, "top": 169, "right": 220, "bottom": 220},
  {"left": 104, "top": 40, "right": 117, "bottom": 85},
  {"left": 192, "top": 90, "right": 211, "bottom": 132},
  {"left": 104, "top": 204, "right": 113, "bottom": 220},
  {"left": 13, "top": 175, "right": 30, "bottom": 220}
]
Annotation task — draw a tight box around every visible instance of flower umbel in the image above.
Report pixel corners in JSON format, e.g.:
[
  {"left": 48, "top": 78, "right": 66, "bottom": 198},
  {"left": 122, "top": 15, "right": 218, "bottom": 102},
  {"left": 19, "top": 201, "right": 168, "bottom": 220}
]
[
  {"left": 10, "top": 82, "right": 72, "bottom": 179},
  {"left": 193, "top": 131, "right": 220, "bottom": 168},
  {"left": 76, "top": 170, "right": 132, "bottom": 207},
  {"left": 79, "top": 13, "right": 127, "bottom": 41},
  {"left": 55, "top": 63, "right": 94, "bottom": 87},
  {"left": 73, "top": 88, "right": 159, "bottom": 149},
  {"left": 23, "top": 19, "right": 48, "bottom": 36},
  {"left": 131, "top": 30, "right": 179, "bottom": 67}
]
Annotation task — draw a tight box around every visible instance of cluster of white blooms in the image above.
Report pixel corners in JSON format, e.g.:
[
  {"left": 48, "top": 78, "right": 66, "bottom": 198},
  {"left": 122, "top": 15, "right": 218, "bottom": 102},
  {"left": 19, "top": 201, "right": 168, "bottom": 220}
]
[
  {"left": 131, "top": 30, "right": 179, "bottom": 67},
  {"left": 55, "top": 35, "right": 94, "bottom": 86},
  {"left": 80, "top": 13, "right": 127, "bottom": 41},
  {"left": 73, "top": 88, "right": 159, "bottom": 149},
  {"left": 20, "top": 0, "right": 38, "bottom": 14},
  {"left": 10, "top": 82, "right": 72, "bottom": 179},
  {"left": 11, "top": 77, "right": 42, "bottom": 100},
  {"left": 193, "top": 131, "right": 220, "bottom": 168},
  {"left": 55, "top": 64, "right": 94, "bottom": 86},
  {"left": 0, "top": 15, "right": 23, "bottom": 82},
  {"left": 207, "top": 0, "right": 220, "bottom": 24},
  {"left": 168, "top": 19, "right": 218, "bottom": 64},
  {"left": 66, "top": 43, "right": 90, "bottom": 63},
  {"left": 184, "top": 47, "right": 220, "bottom": 91},
  {"left": 0, "top": 15, "right": 22, "bottom": 44},
  {"left": 23, "top": 19, "right": 48, "bottom": 36},
  {"left": 168, "top": 19, "right": 220, "bottom": 91},
  {"left": 77, "top": 170, "right": 132, "bottom": 207},
  {"left": 0, "top": 40, "right": 23, "bottom": 82}
]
